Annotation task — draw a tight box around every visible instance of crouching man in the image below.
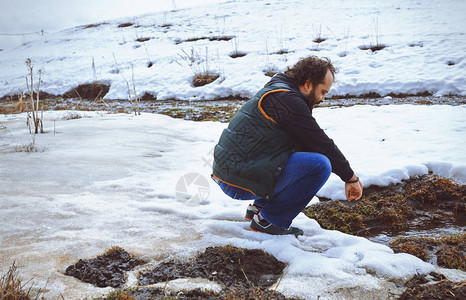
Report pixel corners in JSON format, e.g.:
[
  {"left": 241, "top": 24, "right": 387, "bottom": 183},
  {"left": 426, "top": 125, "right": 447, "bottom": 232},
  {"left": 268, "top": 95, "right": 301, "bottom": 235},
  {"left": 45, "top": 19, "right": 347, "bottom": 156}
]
[{"left": 212, "top": 56, "right": 363, "bottom": 237}]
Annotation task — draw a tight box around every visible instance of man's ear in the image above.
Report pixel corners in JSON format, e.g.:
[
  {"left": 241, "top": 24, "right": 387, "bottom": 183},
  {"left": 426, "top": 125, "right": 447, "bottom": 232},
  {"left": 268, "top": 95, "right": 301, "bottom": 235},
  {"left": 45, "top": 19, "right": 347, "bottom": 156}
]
[{"left": 305, "top": 79, "right": 313, "bottom": 92}]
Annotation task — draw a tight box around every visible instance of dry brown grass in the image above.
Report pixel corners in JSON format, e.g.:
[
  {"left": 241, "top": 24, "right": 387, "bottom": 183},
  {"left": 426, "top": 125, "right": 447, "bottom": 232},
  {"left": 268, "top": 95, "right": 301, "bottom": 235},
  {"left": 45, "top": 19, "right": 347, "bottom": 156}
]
[{"left": 0, "top": 262, "right": 45, "bottom": 300}]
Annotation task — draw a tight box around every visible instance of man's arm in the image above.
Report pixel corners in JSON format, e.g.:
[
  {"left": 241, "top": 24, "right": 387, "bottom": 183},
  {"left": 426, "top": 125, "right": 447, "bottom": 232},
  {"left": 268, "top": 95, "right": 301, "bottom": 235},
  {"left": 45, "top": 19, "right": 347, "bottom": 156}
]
[
  {"left": 262, "top": 91, "right": 364, "bottom": 200},
  {"left": 262, "top": 91, "right": 353, "bottom": 181}
]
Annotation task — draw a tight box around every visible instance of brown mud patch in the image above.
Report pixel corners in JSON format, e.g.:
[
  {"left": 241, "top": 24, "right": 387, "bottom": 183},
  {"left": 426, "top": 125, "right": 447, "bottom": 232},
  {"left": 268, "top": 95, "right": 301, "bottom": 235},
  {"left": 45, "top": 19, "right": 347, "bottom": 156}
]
[
  {"left": 65, "top": 247, "right": 145, "bottom": 288},
  {"left": 399, "top": 272, "right": 466, "bottom": 299},
  {"left": 304, "top": 174, "right": 465, "bottom": 269},
  {"left": 67, "top": 245, "right": 296, "bottom": 299},
  {"left": 139, "top": 245, "right": 285, "bottom": 289}
]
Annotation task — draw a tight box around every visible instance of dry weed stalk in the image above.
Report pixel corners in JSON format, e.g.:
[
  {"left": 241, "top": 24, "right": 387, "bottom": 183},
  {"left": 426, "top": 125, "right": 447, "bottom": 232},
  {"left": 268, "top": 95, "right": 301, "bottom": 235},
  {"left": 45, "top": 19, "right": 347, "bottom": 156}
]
[
  {"left": 263, "top": 40, "right": 277, "bottom": 77},
  {"left": 113, "top": 54, "right": 140, "bottom": 115},
  {"left": 122, "top": 65, "right": 140, "bottom": 115},
  {"left": 131, "top": 65, "right": 140, "bottom": 115},
  {"left": 177, "top": 47, "right": 220, "bottom": 87},
  {"left": 0, "top": 261, "right": 45, "bottom": 300},
  {"left": 25, "top": 58, "right": 44, "bottom": 138},
  {"left": 14, "top": 93, "right": 27, "bottom": 113}
]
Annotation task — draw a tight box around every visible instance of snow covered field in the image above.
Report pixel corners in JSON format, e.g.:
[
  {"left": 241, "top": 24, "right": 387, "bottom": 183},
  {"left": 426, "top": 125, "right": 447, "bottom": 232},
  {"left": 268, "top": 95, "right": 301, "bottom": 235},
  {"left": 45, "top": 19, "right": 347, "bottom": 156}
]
[
  {"left": 0, "top": 0, "right": 465, "bottom": 100},
  {"left": 1, "top": 105, "right": 465, "bottom": 299},
  {"left": 0, "top": 0, "right": 465, "bottom": 299}
]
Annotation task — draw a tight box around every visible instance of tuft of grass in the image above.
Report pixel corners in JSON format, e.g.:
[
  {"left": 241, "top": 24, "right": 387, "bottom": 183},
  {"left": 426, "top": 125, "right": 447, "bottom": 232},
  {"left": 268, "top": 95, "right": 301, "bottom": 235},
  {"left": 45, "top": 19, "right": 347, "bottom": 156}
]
[
  {"left": 437, "top": 245, "right": 465, "bottom": 270},
  {"left": 312, "top": 24, "right": 326, "bottom": 44},
  {"left": 359, "top": 14, "right": 387, "bottom": 52},
  {"left": 104, "top": 246, "right": 125, "bottom": 255},
  {"left": 263, "top": 40, "right": 278, "bottom": 77},
  {"left": 390, "top": 240, "right": 430, "bottom": 261},
  {"left": 61, "top": 111, "right": 83, "bottom": 120},
  {"left": 177, "top": 47, "right": 220, "bottom": 87},
  {"left": 230, "top": 37, "right": 247, "bottom": 58},
  {"left": 193, "top": 74, "right": 219, "bottom": 87},
  {"left": 15, "top": 142, "right": 44, "bottom": 153},
  {"left": 337, "top": 27, "right": 350, "bottom": 57},
  {"left": 274, "top": 26, "right": 288, "bottom": 55},
  {"left": 304, "top": 194, "right": 414, "bottom": 235},
  {"left": 104, "top": 289, "right": 136, "bottom": 300},
  {"left": 390, "top": 233, "right": 466, "bottom": 270},
  {"left": 0, "top": 261, "right": 46, "bottom": 300}
]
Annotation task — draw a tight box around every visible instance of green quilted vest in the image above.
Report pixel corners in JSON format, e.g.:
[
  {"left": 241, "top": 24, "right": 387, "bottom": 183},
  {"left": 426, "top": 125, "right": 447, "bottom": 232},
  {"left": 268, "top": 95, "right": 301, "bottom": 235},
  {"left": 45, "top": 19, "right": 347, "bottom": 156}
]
[{"left": 212, "top": 83, "right": 301, "bottom": 200}]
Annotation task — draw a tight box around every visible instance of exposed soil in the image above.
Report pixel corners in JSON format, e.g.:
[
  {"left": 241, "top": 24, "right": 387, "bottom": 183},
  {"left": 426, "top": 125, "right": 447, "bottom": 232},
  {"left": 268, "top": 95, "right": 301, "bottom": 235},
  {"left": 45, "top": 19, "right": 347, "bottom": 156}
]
[
  {"left": 62, "top": 82, "right": 110, "bottom": 100},
  {"left": 117, "top": 22, "right": 134, "bottom": 28},
  {"left": 175, "top": 36, "right": 234, "bottom": 44},
  {"left": 65, "top": 247, "right": 145, "bottom": 288},
  {"left": 192, "top": 74, "right": 220, "bottom": 87},
  {"left": 68, "top": 245, "right": 294, "bottom": 299},
  {"left": 139, "top": 245, "right": 286, "bottom": 289},
  {"left": 230, "top": 51, "right": 247, "bottom": 58},
  {"left": 399, "top": 272, "right": 466, "bottom": 300},
  {"left": 304, "top": 174, "right": 465, "bottom": 271}
]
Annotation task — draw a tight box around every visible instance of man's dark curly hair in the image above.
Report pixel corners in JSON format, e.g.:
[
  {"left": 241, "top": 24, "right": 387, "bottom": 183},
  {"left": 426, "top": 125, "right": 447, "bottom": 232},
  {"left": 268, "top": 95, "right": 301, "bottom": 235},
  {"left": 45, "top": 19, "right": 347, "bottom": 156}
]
[{"left": 284, "top": 56, "right": 336, "bottom": 87}]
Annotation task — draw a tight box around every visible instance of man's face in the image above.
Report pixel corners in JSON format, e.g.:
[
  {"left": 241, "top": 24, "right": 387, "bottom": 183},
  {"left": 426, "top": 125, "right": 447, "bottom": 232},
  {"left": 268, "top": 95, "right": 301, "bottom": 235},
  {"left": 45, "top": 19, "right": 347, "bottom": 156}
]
[{"left": 300, "top": 69, "right": 334, "bottom": 108}]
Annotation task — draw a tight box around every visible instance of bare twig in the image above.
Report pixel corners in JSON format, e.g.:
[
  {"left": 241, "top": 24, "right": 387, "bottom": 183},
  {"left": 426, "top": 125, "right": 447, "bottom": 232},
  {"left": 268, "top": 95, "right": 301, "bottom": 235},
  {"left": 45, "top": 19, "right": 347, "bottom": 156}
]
[{"left": 131, "top": 64, "right": 140, "bottom": 115}]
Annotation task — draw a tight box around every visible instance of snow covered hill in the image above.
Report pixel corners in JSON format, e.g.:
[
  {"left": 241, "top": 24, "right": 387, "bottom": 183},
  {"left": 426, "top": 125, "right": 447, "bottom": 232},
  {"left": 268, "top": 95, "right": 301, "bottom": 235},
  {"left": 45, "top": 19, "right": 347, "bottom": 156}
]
[{"left": 0, "top": 0, "right": 465, "bottom": 100}]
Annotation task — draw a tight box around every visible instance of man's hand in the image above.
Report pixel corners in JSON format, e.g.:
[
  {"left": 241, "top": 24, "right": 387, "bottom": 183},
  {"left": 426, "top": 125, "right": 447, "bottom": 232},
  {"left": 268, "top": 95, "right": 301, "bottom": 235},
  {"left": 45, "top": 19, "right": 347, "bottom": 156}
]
[{"left": 345, "top": 174, "right": 363, "bottom": 201}]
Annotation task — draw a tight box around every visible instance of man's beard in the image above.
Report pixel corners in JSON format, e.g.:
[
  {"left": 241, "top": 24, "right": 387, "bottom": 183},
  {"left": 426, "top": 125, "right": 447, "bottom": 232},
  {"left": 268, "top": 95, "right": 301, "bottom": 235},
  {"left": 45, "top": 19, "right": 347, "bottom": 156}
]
[{"left": 307, "top": 91, "right": 318, "bottom": 109}]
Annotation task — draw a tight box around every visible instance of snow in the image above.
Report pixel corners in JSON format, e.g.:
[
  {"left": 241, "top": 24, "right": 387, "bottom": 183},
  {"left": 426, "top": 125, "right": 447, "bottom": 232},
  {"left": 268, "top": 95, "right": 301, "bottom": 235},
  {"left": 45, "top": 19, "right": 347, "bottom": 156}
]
[
  {"left": 0, "top": 0, "right": 465, "bottom": 99},
  {"left": 1, "top": 0, "right": 465, "bottom": 299},
  {"left": 1, "top": 104, "right": 465, "bottom": 299}
]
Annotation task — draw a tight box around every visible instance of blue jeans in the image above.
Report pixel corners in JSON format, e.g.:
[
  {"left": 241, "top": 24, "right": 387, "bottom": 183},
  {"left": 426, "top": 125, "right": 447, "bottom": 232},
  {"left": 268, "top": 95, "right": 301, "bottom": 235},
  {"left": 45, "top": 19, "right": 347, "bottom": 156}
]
[{"left": 217, "top": 152, "right": 331, "bottom": 229}]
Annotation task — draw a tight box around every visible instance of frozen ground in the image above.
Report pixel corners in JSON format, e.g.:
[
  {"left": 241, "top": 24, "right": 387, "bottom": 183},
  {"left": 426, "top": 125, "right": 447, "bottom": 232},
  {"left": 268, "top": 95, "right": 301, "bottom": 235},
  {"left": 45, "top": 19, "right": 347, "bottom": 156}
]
[
  {"left": 0, "top": 0, "right": 465, "bottom": 100},
  {"left": 0, "top": 0, "right": 465, "bottom": 298},
  {"left": 0, "top": 105, "right": 465, "bottom": 299}
]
